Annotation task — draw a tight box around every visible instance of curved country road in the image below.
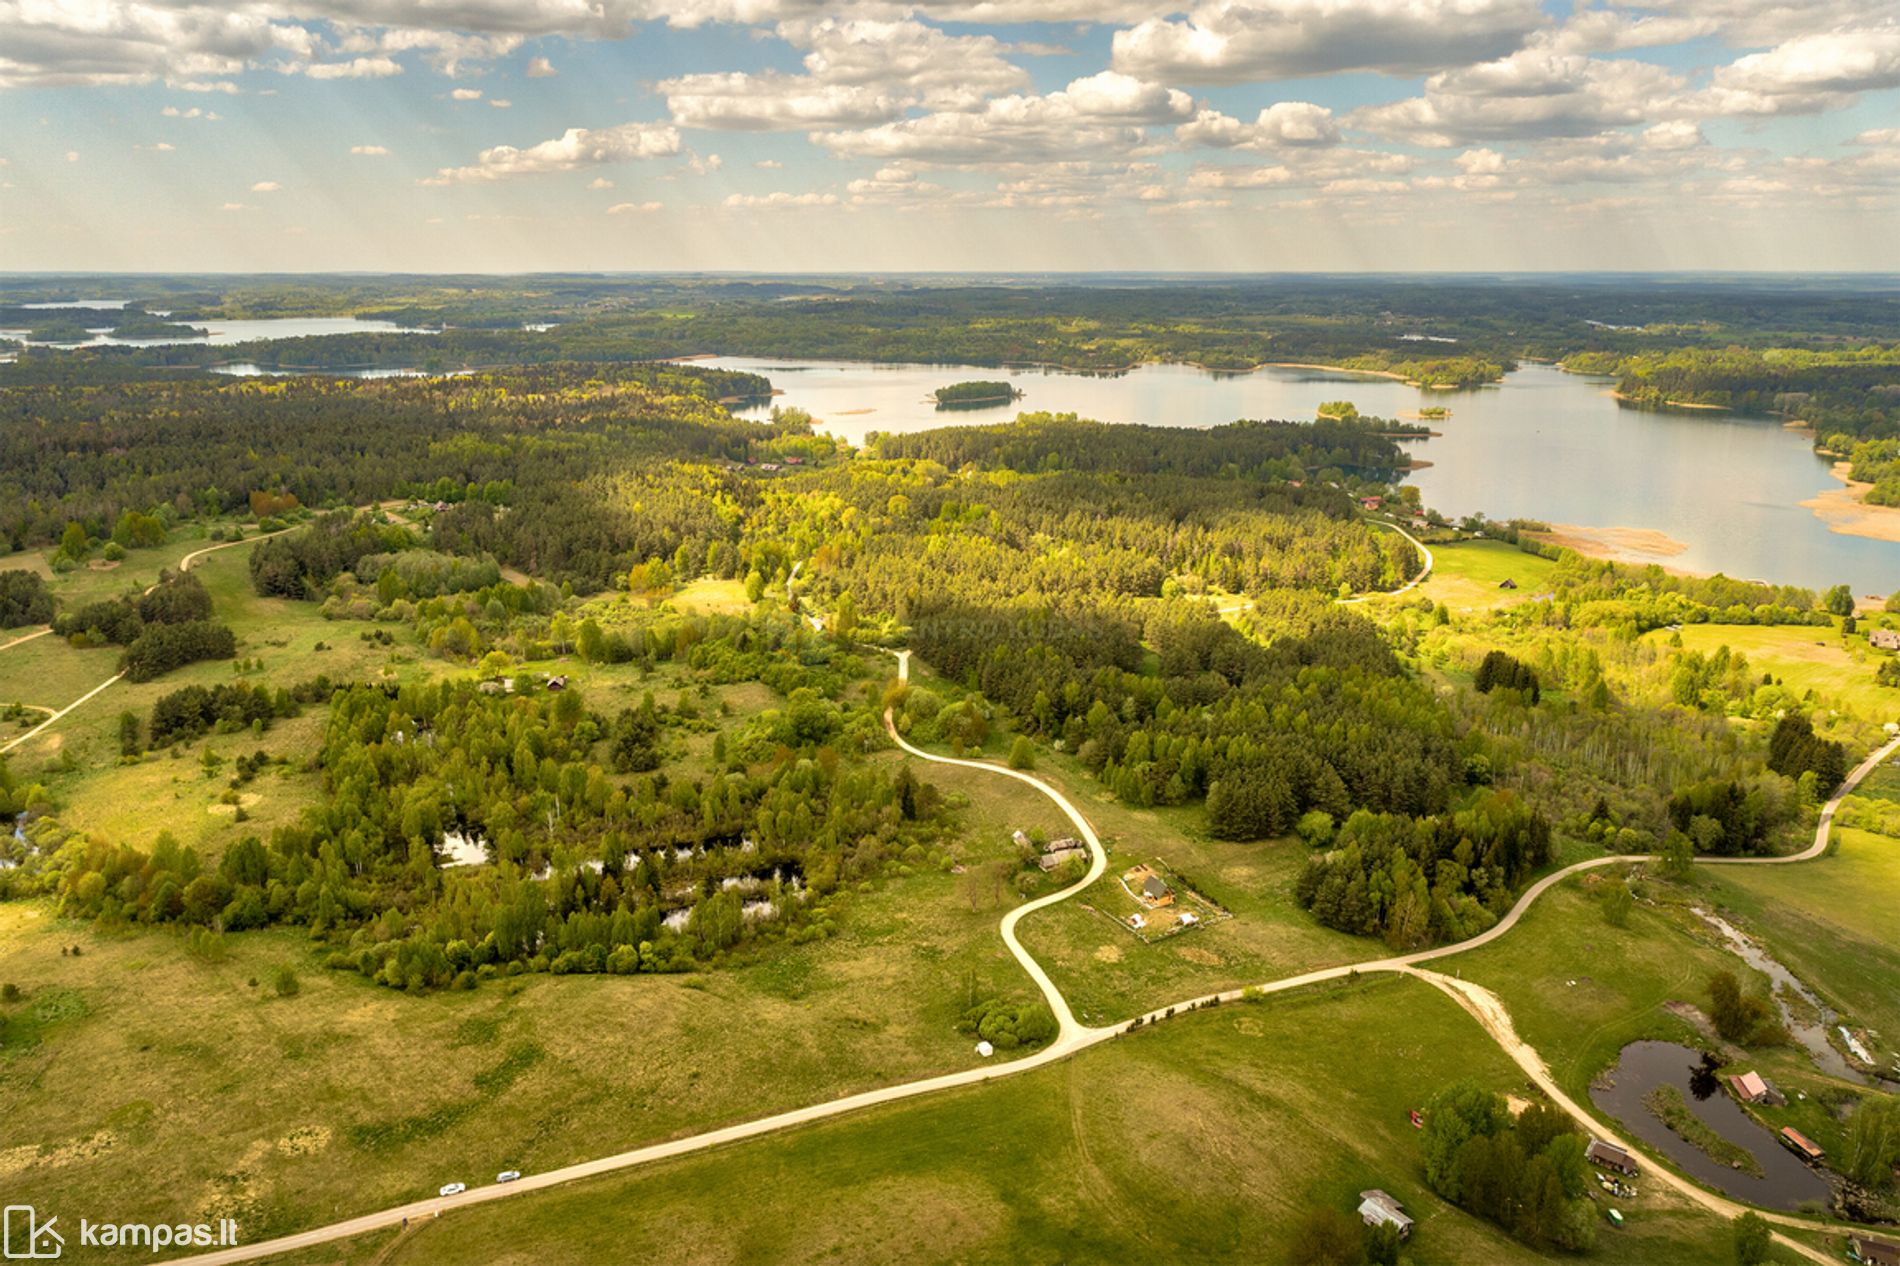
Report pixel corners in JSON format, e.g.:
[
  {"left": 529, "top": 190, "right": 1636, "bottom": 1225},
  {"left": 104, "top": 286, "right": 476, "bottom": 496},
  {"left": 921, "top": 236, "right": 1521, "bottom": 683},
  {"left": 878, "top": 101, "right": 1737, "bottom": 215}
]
[
  {"left": 1338, "top": 519, "right": 1435, "bottom": 605},
  {"left": 0, "top": 519, "right": 323, "bottom": 761},
  {"left": 883, "top": 649, "right": 1107, "bottom": 1041},
  {"left": 163, "top": 641, "right": 1898, "bottom": 1266}
]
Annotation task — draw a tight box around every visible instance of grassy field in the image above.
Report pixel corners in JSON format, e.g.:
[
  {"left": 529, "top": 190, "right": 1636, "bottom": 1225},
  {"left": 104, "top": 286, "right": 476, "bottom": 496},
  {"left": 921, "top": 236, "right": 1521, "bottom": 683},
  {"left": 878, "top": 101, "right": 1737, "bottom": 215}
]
[
  {"left": 1437, "top": 843, "right": 1900, "bottom": 1189},
  {"left": 1398, "top": 539, "right": 1561, "bottom": 613},
  {"left": 1698, "top": 822, "right": 1900, "bottom": 1079},
  {"left": 266, "top": 976, "right": 1756, "bottom": 1266},
  {"left": 1433, "top": 873, "right": 1747, "bottom": 1098},
  {"left": 0, "top": 630, "right": 123, "bottom": 713},
  {"left": 0, "top": 538, "right": 1157, "bottom": 1246},
  {"left": 1648, "top": 623, "right": 1900, "bottom": 725},
  {"left": 0, "top": 770, "right": 1062, "bottom": 1253},
  {"left": 667, "top": 577, "right": 752, "bottom": 616},
  {"left": 7, "top": 526, "right": 215, "bottom": 603}
]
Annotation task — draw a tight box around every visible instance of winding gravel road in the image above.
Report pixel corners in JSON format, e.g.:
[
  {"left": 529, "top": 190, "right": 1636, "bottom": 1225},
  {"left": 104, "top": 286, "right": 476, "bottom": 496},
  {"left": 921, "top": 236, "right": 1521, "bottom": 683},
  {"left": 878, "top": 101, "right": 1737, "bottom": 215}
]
[
  {"left": 145, "top": 554, "right": 1898, "bottom": 1265},
  {"left": 0, "top": 521, "right": 312, "bottom": 760}
]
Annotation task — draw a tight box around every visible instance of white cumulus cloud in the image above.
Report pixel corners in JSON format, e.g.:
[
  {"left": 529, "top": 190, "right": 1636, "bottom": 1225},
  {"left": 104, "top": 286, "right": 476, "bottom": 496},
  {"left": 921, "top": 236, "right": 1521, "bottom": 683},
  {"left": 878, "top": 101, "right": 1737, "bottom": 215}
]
[
  {"left": 1112, "top": 0, "right": 1545, "bottom": 83},
  {"left": 430, "top": 121, "right": 682, "bottom": 181}
]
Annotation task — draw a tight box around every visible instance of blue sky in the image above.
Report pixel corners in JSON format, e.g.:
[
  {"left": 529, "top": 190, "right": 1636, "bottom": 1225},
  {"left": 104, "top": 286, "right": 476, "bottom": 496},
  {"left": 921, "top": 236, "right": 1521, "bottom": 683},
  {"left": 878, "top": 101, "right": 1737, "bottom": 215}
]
[{"left": 1, "top": 1, "right": 1896, "bottom": 271}]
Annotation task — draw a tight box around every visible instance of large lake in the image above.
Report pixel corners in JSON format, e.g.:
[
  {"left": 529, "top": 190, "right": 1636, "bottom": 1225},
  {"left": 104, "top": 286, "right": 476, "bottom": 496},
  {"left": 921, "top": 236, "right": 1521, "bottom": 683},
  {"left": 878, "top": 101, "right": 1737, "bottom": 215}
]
[
  {"left": 706, "top": 356, "right": 1900, "bottom": 594},
  {"left": 0, "top": 315, "right": 424, "bottom": 348}
]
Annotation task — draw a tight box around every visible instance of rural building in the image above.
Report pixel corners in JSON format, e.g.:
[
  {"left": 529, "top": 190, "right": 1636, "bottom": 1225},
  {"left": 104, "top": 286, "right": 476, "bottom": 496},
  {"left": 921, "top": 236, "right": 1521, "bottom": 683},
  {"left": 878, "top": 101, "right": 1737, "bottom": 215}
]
[
  {"left": 1851, "top": 1234, "right": 1900, "bottom": 1266},
  {"left": 1498, "top": 578, "right": 1518, "bottom": 590},
  {"left": 1359, "top": 495, "right": 1384, "bottom": 509},
  {"left": 544, "top": 675, "right": 569, "bottom": 691},
  {"left": 1586, "top": 1138, "right": 1638, "bottom": 1175},
  {"left": 1356, "top": 1190, "right": 1413, "bottom": 1239},
  {"left": 1123, "top": 864, "right": 1175, "bottom": 908},
  {"left": 1873, "top": 628, "right": 1900, "bottom": 650},
  {"left": 1730, "top": 1071, "right": 1769, "bottom": 1103},
  {"left": 1780, "top": 1127, "right": 1825, "bottom": 1162},
  {"left": 1037, "top": 846, "right": 1087, "bottom": 871}
]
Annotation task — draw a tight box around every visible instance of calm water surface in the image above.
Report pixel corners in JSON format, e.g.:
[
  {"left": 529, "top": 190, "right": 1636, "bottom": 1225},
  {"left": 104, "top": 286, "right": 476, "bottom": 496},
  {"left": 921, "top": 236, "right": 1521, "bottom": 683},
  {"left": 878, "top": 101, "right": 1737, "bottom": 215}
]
[
  {"left": 0, "top": 315, "right": 425, "bottom": 347},
  {"left": 1590, "top": 1040, "right": 1831, "bottom": 1210},
  {"left": 706, "top": 356, "right": 1900, "bottom": 594}
]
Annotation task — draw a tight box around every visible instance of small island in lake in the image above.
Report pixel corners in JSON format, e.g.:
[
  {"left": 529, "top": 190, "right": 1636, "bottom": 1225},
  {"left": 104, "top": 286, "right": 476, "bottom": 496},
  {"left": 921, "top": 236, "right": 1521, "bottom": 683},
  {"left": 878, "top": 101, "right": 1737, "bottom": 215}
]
[
  {"left": 934, "top": 380, "right": 1023, "bottom": 409},
  {"left": 21, "top": 308, "right": 207, "bottom": 343},
  {"left": 109, "top": 311, "right": 208, "bottom": 340}
]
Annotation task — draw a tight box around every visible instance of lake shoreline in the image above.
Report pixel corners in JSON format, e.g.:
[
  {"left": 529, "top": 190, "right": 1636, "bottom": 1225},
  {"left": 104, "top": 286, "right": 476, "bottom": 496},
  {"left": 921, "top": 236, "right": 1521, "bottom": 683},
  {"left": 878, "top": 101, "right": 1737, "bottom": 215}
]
[
  {"left": 708, "top": 354, "right": 1900, "bottom": 593},
  {"left": 1527, "top": 523, "right": 1695, "bottom": 570},
  {"left": 1799, "top": 462, "right": 1900, "bottom": 545}
]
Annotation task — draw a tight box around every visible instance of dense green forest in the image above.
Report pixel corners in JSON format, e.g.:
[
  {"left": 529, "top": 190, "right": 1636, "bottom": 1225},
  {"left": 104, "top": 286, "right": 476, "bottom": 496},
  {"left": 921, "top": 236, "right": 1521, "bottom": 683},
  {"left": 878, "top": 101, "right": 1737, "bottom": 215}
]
[
  {"left": 11, "top": 275, "right": 1895, "bottom": 397},
  {"left": 1565, "top": 344, "right": 1900, "bottom": 442},
  {"left": 0, "top": 280, "right": 1874, "bottom": 984}
]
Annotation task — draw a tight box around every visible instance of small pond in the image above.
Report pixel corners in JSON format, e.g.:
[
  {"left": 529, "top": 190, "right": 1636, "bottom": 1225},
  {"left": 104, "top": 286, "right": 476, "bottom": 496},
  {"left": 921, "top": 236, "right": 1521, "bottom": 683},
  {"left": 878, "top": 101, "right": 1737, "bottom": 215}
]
[{"left": 1590, "top": 1040, "right": 1831, "bottom": 1210}]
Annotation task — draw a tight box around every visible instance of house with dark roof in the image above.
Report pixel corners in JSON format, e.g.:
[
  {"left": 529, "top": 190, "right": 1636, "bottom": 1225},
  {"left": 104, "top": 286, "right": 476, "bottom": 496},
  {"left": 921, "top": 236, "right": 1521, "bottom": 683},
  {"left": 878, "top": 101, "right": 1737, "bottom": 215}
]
[
  {"left": 1122, "top": 863, "right": 1175, "bottom": 908},
  {"left": 1851, "top": 1234, "right": 1900, "bottom": 1266},
  {"left": 1586, "top": 1138, "right": 1638, "bottom": 1175}
]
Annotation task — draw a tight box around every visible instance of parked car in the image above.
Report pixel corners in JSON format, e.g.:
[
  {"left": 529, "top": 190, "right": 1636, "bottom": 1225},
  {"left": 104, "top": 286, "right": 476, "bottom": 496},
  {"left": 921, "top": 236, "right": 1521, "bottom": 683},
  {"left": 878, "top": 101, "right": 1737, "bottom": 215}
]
[
  {"left": 438, "top": 1182, "right": 466, "bottom": 1197},
  {"left": 496, "top": 1171, "right": 521, "bottom": 1183}
]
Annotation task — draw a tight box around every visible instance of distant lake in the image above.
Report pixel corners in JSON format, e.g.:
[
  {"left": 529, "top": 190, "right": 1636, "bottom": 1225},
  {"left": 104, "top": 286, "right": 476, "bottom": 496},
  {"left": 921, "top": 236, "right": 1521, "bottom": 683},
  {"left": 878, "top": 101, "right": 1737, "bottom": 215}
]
[
  {"left": 703, "top": 356, "right": 1900, "bottom": 594},
  {"left": 0, "top": 315, "right": 428, "bottom": 348}
]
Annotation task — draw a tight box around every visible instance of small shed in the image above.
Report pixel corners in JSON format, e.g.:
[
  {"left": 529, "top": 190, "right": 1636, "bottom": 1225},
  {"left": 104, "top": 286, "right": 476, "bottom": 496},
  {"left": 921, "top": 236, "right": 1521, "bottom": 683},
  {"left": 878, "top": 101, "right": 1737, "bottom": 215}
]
[
  {"left": 1872, "top": 629, "right": 1900, "bottom": 651},
  {"left": 975, "top": 1040, "right": 994, "bottom": 1058},
  {"left": 1851, "top": 1234, "right": 1900, "bottom": 1266},
  {"left": 1586, "top": 1138, "right": 1638, "bottom": 1175},
  {"left": 1498, "top": 578, "right": 1518, "bottom": 590},
  {"left": 1780, "top": 1127, "right": 1825, "bottom": 1162},
  {"left": 1730, "top": 1071, "right": 1769, "bottom": 1103},
  {"left": 1356, "top": 1190, "right": 1413, "bottom": 1239}
]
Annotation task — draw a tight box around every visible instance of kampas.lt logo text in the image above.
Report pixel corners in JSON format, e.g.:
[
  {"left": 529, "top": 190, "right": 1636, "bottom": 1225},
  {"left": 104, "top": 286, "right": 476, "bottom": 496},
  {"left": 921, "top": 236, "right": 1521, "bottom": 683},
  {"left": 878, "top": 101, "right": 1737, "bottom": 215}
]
[{"left": 6, "top": 1205, "right": 240, "bottom": 1258}]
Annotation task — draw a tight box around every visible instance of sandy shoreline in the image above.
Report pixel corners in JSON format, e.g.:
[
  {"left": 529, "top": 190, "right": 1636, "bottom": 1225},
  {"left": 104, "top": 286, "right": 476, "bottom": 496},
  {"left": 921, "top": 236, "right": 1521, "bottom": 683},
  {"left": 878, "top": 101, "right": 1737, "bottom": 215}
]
[
  {"left": 1527, "top": 523, "right": 1696, "bottom": 570},
  {"left": 1799, "top": 461, "right": 1900, "bottom": 545}
]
